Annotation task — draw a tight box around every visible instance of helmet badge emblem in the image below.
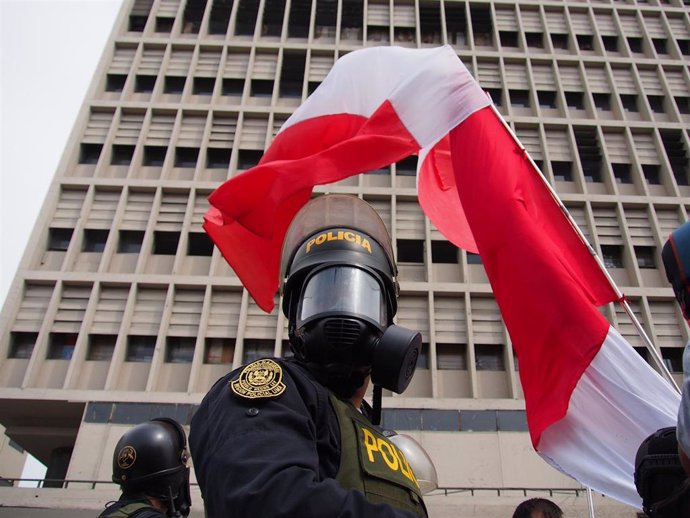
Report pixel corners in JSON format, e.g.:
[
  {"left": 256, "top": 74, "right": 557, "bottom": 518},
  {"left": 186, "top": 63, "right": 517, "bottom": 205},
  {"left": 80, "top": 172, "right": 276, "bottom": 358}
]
[{"left": 117, "top": 445, "right": 137, "bottom": 470}]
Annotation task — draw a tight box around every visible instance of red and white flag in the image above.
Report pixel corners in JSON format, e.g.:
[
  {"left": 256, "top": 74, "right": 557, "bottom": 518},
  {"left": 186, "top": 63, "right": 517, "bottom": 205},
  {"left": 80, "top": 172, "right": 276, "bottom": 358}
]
[{"left": 204, "top": 45, "right": 680, "bottom": 507}]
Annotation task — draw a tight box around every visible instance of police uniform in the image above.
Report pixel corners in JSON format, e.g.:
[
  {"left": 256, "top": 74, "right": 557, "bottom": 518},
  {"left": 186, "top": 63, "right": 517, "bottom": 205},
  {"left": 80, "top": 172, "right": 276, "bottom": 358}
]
[
  {"left": 98, "top": 495, "right": 166, "bottom": 518},
  {"left": 190, "top": 357, "right": 427, "bottom": 518}
]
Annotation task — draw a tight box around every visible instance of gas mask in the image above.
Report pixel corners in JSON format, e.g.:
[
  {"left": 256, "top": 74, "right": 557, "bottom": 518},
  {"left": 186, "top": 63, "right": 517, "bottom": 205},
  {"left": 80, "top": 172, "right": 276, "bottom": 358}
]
[
  {"left": 291, "top": 263, "right": 421, "bottom": 397},
  {"left": 280, "top": 195, "right": 422, "bottom": 402}
]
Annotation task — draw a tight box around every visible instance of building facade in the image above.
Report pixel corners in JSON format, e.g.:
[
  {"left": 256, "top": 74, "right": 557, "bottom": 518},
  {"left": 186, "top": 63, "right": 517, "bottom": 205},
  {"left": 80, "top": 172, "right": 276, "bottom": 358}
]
[{"left": 1, "top": 0, "right": 689, "bottom": 515}]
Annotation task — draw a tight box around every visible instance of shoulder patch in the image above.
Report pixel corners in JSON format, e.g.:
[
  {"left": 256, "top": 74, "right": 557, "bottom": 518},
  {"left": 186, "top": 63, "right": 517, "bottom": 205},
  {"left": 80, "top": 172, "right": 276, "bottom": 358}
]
[{"left": 230, "top": 358, "right": 286, "bottom": 400}]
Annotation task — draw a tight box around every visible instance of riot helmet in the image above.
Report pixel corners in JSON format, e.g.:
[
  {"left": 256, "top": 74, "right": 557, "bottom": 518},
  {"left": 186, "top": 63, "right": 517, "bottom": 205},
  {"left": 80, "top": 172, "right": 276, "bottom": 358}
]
[
  {"left": 662, "top": 220, "right": 690, "bottom": 321},
  {"left": 281, "top": 195, "right": 421, "bottom": 399},
  {"left": 634, "top": 426, "right": 690, "bottom": 518},
  {"left": 112, "top": 418, "right": 192, "bottom": 517}
]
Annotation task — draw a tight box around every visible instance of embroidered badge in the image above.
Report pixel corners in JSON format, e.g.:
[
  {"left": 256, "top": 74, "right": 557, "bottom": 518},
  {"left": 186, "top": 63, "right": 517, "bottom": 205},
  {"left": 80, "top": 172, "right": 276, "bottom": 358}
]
[{"left": 230, "top": 358, "right": 286, "bottom": 399}]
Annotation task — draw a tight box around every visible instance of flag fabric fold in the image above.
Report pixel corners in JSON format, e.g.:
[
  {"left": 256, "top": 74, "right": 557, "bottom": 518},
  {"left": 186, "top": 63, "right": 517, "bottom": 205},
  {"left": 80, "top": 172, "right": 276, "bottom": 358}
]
[
  {"left": 446, "top": 106, "right": 680, "bottom": 506},
  {"left": 204, "top": 45, "right": 490, "bottom": 312},
  {"left": 205, "top": 45, "right": 680, "bottom": 507}
]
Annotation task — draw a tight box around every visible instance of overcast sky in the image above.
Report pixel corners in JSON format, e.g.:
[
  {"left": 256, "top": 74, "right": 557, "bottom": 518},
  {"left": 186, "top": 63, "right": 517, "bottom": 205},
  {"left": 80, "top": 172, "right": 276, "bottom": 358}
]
[
  {"left": 1, "top": 0, "right": 124, "bottom": 481},
  {"left": 1, "top": 0, "right": 124, "bottom": 305}
]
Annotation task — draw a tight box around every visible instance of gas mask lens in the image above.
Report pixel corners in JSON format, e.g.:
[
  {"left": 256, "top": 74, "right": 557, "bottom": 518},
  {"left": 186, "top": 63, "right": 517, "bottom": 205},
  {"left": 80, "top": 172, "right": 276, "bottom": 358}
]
[{"left": 299, "top": 266, "right": 387, "bottom": 327}]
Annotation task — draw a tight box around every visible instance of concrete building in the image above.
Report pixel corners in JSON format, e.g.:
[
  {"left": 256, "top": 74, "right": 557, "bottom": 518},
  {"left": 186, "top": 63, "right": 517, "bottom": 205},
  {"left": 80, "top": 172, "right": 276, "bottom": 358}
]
[{"left": 1, "top": 0, "right": 689, "bottom": 515}]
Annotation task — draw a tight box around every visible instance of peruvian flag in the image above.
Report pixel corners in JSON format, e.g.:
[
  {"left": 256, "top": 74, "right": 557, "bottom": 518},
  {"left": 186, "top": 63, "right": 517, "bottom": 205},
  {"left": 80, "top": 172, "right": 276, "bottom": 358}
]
[{"left": 204, "top": 46, "right": 680, "bottom": 507}]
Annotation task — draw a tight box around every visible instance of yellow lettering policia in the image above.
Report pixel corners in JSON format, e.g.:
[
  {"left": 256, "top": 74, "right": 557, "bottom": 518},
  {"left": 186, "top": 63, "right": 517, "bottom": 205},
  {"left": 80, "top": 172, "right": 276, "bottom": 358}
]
[
  {"left": 305, "top": 231, "right": 372, "bottom": 254},
  {"left": 360, "top": 426, "right": 419, "bottom": 489}
]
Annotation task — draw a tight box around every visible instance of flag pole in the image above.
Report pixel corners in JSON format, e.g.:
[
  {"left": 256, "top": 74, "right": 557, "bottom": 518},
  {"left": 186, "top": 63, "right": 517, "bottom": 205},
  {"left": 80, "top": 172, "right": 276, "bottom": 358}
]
[
  {"left": 488, "top": 104, "right": 681, "bottom": 393},
  {"left": 586, "top": 487, "right": 596, "bottom": 518}
]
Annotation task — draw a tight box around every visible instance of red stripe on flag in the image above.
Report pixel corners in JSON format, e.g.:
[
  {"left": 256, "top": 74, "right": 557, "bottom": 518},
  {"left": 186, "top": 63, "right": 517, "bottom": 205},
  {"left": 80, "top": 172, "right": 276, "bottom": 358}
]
[
  {"left": 449, "top": 107, "right": 619, "bottom": 446},
  {"left": 205, "top": 100, "right": 419, "bottom": 312}
]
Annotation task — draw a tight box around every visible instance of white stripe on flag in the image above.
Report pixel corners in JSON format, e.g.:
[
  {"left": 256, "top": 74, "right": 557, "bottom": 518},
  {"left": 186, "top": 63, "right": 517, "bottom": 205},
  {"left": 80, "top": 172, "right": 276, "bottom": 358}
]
[{"left": 538, "top": 326, "right": 680, "bottom": 507}]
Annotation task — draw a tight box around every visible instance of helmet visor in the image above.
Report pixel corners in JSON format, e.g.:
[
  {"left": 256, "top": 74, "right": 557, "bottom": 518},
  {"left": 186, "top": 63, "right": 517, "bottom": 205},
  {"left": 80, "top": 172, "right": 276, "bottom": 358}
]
[{"left": 299, "top": 267, "right": 386, "bottom": 326}]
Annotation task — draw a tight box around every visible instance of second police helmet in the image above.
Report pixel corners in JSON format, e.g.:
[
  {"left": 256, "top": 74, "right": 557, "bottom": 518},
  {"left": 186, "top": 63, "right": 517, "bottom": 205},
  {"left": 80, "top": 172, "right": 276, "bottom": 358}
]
[{"left": 112, "top": 418, "right": 192, "bottom": 517}]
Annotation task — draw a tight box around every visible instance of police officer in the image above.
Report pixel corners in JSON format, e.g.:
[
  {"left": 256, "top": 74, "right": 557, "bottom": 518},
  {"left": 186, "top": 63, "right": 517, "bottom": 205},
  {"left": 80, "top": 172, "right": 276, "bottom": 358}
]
[
  {"left": 634, "top": 427, "right": 690, "bottom": 517},
  {"left": 100, "top": 418, "right": 192, "bottom": 518},
  {"left": 190, "top": 195, "right": 433, "bottom": 517}
]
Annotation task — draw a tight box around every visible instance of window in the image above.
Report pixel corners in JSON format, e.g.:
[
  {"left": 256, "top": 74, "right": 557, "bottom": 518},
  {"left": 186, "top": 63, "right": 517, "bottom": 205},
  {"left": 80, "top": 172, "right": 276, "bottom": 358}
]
[
  {"left": 509, "top": 90, "right": 530, "bottom": 108},
  {"left": 9, "top": 332, "right": 37, "bottom": 359},
  {"left": 538, "top": 91, "right": 557, "bottom": 109},
  {"left": 126, "top": 335, "right": 155, "bottom": 362},
  {"left": 153, "top": 231, "right": 180, "bottom": 255},
  {"left": 47, "top": 332, "right": 77, "bottom": 360},
  {"left": 643, "top": 164, "right": 660, "bottom": 184},
  {"left": 155, "top": 17, "right": 174, "bottom": 33},
  {"left": 620, "top": 94, "right": 638, "bottom": 112},
  {"left": 111, "top": 144, "right": 135, "bottom": 165},
  {"left": 612, "top": 163, "right": 632, "bottom": 184},
  {"left": 576, "top": 34, "right": 594, "bottom": 51},
  {"left": 593, "top": 93, "right": 611, "bottom": 111},
  {"left": 460, "top": 410, "right": 497, "bottom": 431},
  {"left": 395, "top": 156, "right": 417, "bottom": 176},
  {"left": 485, "top": 88, "right": 502, "bottom": 107},
  {"left": 166, "top": 337, "right": 195, "bottom": 363},
  {"left": 188, "top": 232, "right": 214, "bottom": 256},
  {"left": 551, "top": 33, "right": 568, "bottom": 49},
  {"left": 436, "top": 343, "right": 467, "bottom": 369},
  {"left": 627, "top": 37, "right": 643, "bottom": 53},
  {"left": 648, "top": 96, "right": 665, "bottom": 114},
  {"left": 164, "top": 76, "right": 186, "bottom": 94},
  {"left": 134, "top": 75, "right": 156, "bottom": 93},
  {"left": 396, "top": 239, "right": 424, "bottom": 263},
  {"left": 466, "top": 252, "right": 482, "bottom": 265},
  {"left": 250, "top": 79, "right": 274, "bottom": 97},
  {"left": 222, "top": 78, "right": 244, "bottom": 96},
  {"left": 500, "top": 31, "right": 519, "bottom": 47},
  {"left": 237, "top": 149, "right": 262, "bottom": 169},
  {"left": 48, "top": 228, "right": 73, "bottom": 251},
  {"left": 205, "top": 337, "right": 235, "bottom": 364},
  {"left": 143, "top": 146, "right": 167, "bottom": 166},
  {"left": 678, "top": 40, "right": 690, "bottom": 56},
  {"left": 635, "top": 246, "right": 656, "bottom": 269},
  {"left": 129, "top": 14, "right": 148, "bottom": 32},
  {"left": 602, "top": 35, "right": 618, "bottom": 52},
  {"left": 474, "top": 344, "right": 504, "bottom": 371},
  {"left": 106, "top": 74, "right": 127, "bottom": 92},
  {"left": 118, "top": 230, "right": 144, "bottom": 253},
  {"left": 661, "top": 347, "right": 683, "bottom": 372},
  {"left": 431, "top": 241, "right": 458, "bottom": 264},
  {"left": 79, "top": 143, "right": 103, "bottom": 164},
  {"left": 83, "top": 229, "right": 109, "bottom": 252},
  {"left": 280, "top": 53, "right": 306, "bottom": 98},
  {"left": 87, "top": 334, "right": 116, "bottom": 361},
  {"left": 193, "top": 77, "right": 215, "bottom": 95},
  {"left": 207, "top": 148, "right": 231, "bottom": 169},
  {"left": 174, "top": 147, "right": 199, "bottom": 168},
  {"left": 675, "top": 97, "right": 690, "bottom": 115},
  {"left": 525, "top": 32, "right": 543, "bottom": 48},
  {"left": 601, "top": 245, "right": 624, "bottom": 268},
  {"left": 242, "top": 339, "right": 274, "bottom": 364},
  {"left": 653, "top": 38, "right": 667, "bottom": 55},
  {"left": 552, "top": 161, "right": 573, "bottom": 181},
  {"left": 565, "top": 91, "right": 584, "bottom": 109}
]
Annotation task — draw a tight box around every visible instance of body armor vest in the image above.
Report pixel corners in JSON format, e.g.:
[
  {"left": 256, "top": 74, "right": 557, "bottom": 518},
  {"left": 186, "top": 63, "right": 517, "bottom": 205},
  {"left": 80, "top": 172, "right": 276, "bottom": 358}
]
[{"left": 330, "top": 394, "right": 427, "bottom": 516}]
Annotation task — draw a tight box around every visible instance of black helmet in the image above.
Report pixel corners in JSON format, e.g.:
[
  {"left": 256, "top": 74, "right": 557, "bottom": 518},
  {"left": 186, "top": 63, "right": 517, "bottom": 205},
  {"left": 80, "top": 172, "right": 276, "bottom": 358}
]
[
  {"left": 112, "top": 418, "right": 191, "bottom": 517},
  {"left": 279, "top": 194, "right": 421, "bottom": 397},
  {"left": 634, "top": 426, "right": 690, "bottom": 517}
]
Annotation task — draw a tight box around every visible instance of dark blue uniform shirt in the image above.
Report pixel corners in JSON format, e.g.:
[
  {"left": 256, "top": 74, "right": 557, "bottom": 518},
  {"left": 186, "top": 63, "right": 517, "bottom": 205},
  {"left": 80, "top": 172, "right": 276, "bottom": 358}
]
[{"left": 190, "top": 358, "right": 422, "bottom": 517}]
